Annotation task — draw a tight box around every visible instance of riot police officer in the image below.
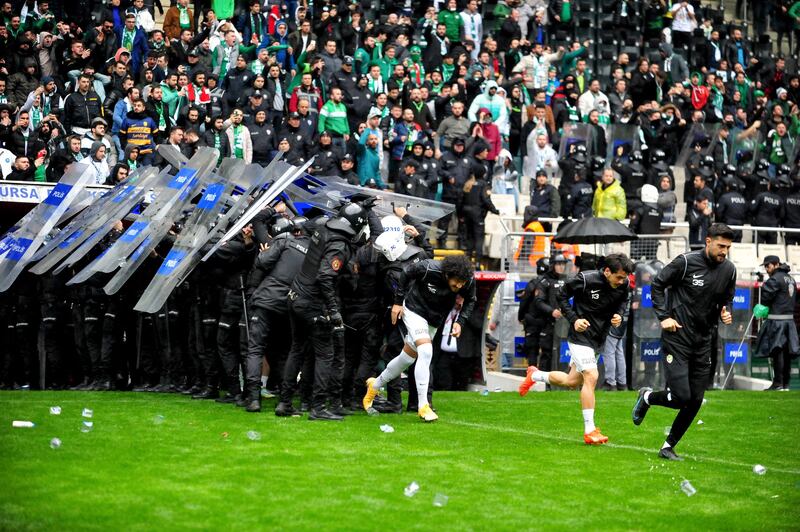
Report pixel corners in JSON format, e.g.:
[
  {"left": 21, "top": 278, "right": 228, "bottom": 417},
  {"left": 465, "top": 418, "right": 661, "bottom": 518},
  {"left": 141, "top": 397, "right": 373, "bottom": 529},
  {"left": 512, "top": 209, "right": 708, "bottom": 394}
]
[
  {"left": 750, "top": 175, "right": 785, "bottom": 244},
  {"left": 715, "top": 176, "right": 748, "bottom": 241},
  {"left": 244, "top": 217, "right": 309, "bottom": 412},
  {"left": 612, "top": 150, "right": 646, "bottom": 213},
  {"left": 276, "top": 202, "right": 369, "bottom": 421}
]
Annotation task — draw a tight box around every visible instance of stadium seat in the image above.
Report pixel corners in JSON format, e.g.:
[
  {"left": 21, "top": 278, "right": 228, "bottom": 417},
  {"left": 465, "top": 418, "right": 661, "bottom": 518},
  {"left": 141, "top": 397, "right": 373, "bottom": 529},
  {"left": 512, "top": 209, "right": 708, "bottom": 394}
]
[
  {"left": 786, "top": 245, "right": 800, "bottom": 271},
  {"left": 757, "top": 244, "right": 787, "bottom": 265},
  {"left": 729, "top": 243, "right": 758, "bottom": 273},
  {"left": 491, "top": 194, "right": 517, "bottom": 216}
]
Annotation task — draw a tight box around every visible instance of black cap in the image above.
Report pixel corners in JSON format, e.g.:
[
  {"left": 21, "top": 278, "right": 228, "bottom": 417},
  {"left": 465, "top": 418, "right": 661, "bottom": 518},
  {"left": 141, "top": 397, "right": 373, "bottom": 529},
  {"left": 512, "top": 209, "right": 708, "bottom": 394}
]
[
  {"left": 404, "top": 159, "right": 419, "bottom": 169},
  {"left": 251, "top": 90, "right": 263, "bottom": 98},
  {"left": 342, "top": 153, "right": 354, "bottom": 162},
  {"left": 343, "top": 56, "right": 354, "bottom": 65},
  {"left": 453, "top": 137, "right": 465, "bottom": 146},
  {"left": 536, "top": 169, "right": 547, "bottom": 177},
  {"left": 320, "top": 130, "right": 331, "bottom": 137},
  {"left": 188, "top": 47, "right": 199, "bottom": 57},
  {"left": 288, "top": 111, "right": 300, "bottom": 119},
  {"left": 762, "top": 255, "right": 781, "bottom": 266}
]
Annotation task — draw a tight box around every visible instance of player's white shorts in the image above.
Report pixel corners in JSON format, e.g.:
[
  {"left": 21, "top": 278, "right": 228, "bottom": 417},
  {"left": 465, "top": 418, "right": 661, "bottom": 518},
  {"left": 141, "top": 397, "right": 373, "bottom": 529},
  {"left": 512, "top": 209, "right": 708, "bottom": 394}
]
[
  {"left": 402, "top": 305, "right": 438, "bottom": 352},
  {"left": 568, "top": 342, "right": 598, "bottom": 373}
]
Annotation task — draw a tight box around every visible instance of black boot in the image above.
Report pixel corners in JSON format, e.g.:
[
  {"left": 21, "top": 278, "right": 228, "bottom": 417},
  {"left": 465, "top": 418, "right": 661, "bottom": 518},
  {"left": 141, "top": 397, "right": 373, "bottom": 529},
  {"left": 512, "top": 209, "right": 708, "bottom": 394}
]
[
  {"left": 192, "top": 386, "right": 219, "bottom": 399},
  {"left": 308, "top": 408, "right": 344, "bottom": 421},
  {"left": 329, "top": 403, "right": 353, "bottom": 416},
  {"left": 89, "top": 380, "right": 112, "bottom": 391},
  {"left": 245, "top": 399, "right": 261, "bottom": 412},
  {"left": 275, "top": 402, "right": 301, "bottom": 417},
  {"left": 182, "top": 383, "right": 203, "bottom": 395},
  {"left": 70, "top": 378, "right": 91, "bottom": 391},
  {"left": 235, "top": 395, "right": 250, "bottom": 407},
  {"left": 215, "top": 392, "right": 241, "bottom": 404}
]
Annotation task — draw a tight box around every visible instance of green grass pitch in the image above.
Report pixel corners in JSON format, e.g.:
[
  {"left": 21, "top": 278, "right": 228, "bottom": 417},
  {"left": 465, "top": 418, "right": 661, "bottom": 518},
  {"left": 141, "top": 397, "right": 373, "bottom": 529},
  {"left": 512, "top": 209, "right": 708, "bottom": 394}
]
[{"left": 1, "top": 390, "right": 798, "bottom": 531}]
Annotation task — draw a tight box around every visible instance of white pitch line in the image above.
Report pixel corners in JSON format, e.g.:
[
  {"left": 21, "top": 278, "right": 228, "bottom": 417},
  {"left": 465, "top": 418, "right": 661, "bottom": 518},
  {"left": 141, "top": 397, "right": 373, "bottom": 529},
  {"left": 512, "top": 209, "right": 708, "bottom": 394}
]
[{"left": 446, "top": 419, "right": 800, "bottom": 476}]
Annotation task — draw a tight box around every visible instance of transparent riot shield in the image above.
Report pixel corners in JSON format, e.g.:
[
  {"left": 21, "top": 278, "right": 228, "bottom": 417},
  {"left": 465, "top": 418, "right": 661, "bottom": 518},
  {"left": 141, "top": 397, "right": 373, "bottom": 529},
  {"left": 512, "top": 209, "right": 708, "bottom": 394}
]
[
  {"left": 606, "top": 124, "right": 639, "bottom": 164},
  {"left": 714, "top": 283, "right": 756, "bottom": 387},
  {"left": 0, "top": 163, "right": 95, "bottom": 291},
  {"left": 675, "top": 123, "right": 720, "bottom": 167},
  {"left": 630, "top": 261, "right": 666, "bottom": 389},
  {"left": 70, "top": 148, "right": 219, "bottom": 283},
  {"left": 558, "top": 122, "right": 591, "bottom": 160},
  {"left": 729, "top": 127, "right": 763, "bottom": 175},
  {"left": 300, "top": 174, "right": 456, "bottom": 224},
  {"left": 30, "top": 167, "right": 163, "bottom": 275},
  {"left": 201, "top": 157, "right": 314, "bottom": 262},
  {"left": 133, "top": 162, "right": 273, "bottom": 313}
]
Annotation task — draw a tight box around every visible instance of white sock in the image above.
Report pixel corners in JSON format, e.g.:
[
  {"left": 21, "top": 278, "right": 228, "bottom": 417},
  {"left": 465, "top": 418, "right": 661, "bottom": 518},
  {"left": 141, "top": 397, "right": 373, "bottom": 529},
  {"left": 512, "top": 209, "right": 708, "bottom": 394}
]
[
  {"left": 532, "top": 370, "right": 550, "bottom": 384},
  {"left": 374, "top": 352, "right": 416, "bottom": 390},
  {"left": 582, "top": 408, "right": 595, "bottom": 434},
  {"left": 643, "top": 390, "right": 651, "bottom": 404},
  {"left": 414, "top": 343, "right": 434, "bottom": 408},
  {"left": 661, "top": 441, "right": 671, "bottom": 450},
  {"left": 261, "top": 376, "right": 267, "bottom": 387}
]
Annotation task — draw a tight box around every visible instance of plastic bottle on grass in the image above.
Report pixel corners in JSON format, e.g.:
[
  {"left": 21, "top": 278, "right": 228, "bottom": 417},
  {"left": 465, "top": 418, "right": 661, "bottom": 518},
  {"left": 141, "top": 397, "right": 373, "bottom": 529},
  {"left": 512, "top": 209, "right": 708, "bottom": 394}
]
[
  {"left": 81, "top": 421, "right": 93, "bottom": 433},
  {"left": 753, "top": 465, "right": 766, "bottom": 475},
  {"left": 433, "top": 493, "right": 449, "bottom": 507},
  {"left": 50, "top": 438, "right": 62, "bottom": 449},
  {"left": 404, "top": 481, "right": 420, "bottom": 497},
  {"left": 680, "top": 480, "right": 696, "bottom": 497}
]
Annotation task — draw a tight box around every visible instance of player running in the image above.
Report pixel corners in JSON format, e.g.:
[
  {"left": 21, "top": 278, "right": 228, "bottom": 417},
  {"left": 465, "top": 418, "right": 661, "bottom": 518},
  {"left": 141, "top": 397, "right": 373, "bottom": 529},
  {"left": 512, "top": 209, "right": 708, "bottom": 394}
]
[
  {"left": 631, "top": 223, "right": 736, "bottom": 460},
  {"left": 362, "top": 255, "right": 476, "bottom": 422},
  {"left": 519, "top": 253, "right": 634, "bottom": 444}
]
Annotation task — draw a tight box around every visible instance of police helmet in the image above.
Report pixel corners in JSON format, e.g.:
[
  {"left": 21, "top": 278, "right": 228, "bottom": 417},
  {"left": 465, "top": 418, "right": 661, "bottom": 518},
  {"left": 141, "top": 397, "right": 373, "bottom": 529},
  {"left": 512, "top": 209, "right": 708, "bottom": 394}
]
[
  {"left": 629, "top": 150, "right": 643, "bottom": 163},
  {"left": 536, "top": 257, "right": 550, "bottom": 276},
  {"left": 269, "top": 217, "right": 295, "bottom": 238},
  {"left": 651, "top": 149, "right": 666, "bottom": 163}
]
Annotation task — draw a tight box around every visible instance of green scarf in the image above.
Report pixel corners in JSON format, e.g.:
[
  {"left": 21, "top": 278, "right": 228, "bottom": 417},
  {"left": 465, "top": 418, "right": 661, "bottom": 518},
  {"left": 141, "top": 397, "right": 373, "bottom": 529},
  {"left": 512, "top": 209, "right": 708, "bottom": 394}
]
[
  {"left": 31, "top": 106, "right": 41, "bottom": 128},
  {"left": 232, "top": 125, "right": 245, "bottom": 159},
  {"left": 122, "top": 28, "right": 135, "bottom": 51},
  {"left": 179, "top": 5, "right": 190, "bottom": 28}
]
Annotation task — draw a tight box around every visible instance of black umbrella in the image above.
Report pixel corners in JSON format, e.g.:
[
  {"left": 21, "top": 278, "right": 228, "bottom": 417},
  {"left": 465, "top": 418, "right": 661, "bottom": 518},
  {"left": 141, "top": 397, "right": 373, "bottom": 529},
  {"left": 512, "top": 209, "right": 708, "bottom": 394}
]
[{"left": 553, "top": 217, "right": 638, "bottom": 244}]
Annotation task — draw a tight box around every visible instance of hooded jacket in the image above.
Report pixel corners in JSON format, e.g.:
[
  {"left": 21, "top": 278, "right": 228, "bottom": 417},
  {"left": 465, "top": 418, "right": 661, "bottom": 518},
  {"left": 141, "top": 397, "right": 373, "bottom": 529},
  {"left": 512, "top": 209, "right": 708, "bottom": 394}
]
[{"left": 467, "top": 81, "right": 509, "bottom": 129}]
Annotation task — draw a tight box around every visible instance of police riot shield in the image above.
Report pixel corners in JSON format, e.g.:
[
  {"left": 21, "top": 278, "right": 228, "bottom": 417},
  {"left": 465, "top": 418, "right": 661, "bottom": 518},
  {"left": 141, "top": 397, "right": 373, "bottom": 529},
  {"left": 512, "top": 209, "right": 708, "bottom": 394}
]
[
  {"left": 729, "top": 127, "right": 762, "bottom": 174},
  {"left": 301, "top": 174, "right": 456, "bottom": 223},
  {"left": 606, "top": 124, "right": 640, "bottom": 164},
  {"left": 675, "top": 123, "right": 720, "bottom": 167},
  {"left": 133, "top": 162, "right": 272, "bottom": 313},
  {"left": 630, "top": 261, "right": 666, "bottom": 389},
  {"left": 557, "top": 122, "right": 591, "bottom": 160},
  {"left": 201, "top": 157, "right": 314, "bottom": 262},
  {"left": 29, "top": 167, "right": 163, "bottom": 275},
  {"left": 0, "top": 163, "right": 95, "bottom": 291},
  {"left": 70, "top": 148, "right": 219, "bottom": 284},
  {"left": 713, "top": 282, "right": 756, "bottom": 386}
]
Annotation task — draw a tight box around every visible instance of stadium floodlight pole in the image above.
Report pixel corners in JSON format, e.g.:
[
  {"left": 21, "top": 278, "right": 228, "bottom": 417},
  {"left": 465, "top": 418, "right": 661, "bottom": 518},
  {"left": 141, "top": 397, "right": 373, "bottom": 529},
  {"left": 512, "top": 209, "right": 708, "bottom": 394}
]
[{"left": 720, "top": 312, "right": 756, "bottom": 391}]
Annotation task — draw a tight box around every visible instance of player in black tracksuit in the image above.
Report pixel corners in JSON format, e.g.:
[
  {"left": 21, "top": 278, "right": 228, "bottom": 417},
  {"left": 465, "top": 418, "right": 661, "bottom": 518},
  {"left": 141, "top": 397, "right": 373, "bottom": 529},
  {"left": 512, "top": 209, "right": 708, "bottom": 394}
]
[
  {"left": 519, "top": 253, "right": 633, "bottom": 444},
  {"left": 362, "top": 255, "right": 476, "bottom": 422},
  {"left": 632, "top": 223, "right": 737, "bottom": 461},
  {"left": 243, "top": 219, "right": 310, "bottom": 412},
  {"left": 277, "top": 203, "right": 369, "bottom": 421}
]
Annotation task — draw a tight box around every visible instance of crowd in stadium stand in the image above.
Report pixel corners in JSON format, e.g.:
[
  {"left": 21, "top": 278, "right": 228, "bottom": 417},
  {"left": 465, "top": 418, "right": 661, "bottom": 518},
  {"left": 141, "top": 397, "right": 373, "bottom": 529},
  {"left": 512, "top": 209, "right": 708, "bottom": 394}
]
[{"left": 0, "top": 0, "right": 797, "bottom": 398}]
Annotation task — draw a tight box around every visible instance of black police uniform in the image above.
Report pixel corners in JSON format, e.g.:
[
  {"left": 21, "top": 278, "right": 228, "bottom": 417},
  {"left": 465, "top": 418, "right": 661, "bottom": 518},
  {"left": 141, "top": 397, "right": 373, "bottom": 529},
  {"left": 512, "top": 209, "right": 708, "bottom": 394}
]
[
  {"left": 530, "top": 268, "right": 566, "bottom": 370},
  {"left": 715, "top": 189, "right": 748, "bottom": 241},
  {"left": 279, "top": 213, "right": 363, "bottom": 419},
  {"left": 245, "top": 231, "right": 310, "bottom": 406},
  {"left": 750, "top": 187, "right": 784, "bottom": 244},
  {"left": 649, "top": 249, "right": 736, "bottom": 447},
  {"left": 436, "top": 149, "right": 471, "bottom": 246},
  {"left": 754, "top": 263, "right": 799, "bottom": 389}
]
